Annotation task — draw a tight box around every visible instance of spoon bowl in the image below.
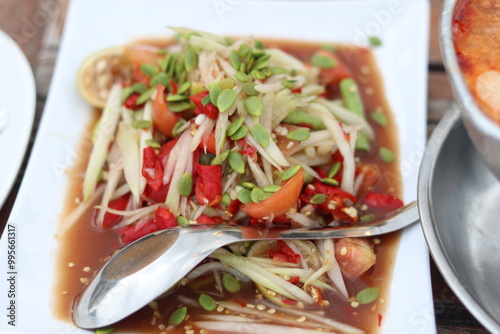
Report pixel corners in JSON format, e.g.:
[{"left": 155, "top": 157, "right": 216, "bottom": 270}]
[{"left": 73, "top": 201, "right": 418, "bottom": 328}]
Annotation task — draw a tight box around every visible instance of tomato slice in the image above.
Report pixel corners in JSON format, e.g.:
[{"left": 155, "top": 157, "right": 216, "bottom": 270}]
[
  {"left": 241, "top": 168, "right": 304, "bottom": 220},
  {"left": 153, "top": 85, "right": 179, "bottom": 137},
  {"left": 125, "top": 45, "right": 164, "bottom": 68}
]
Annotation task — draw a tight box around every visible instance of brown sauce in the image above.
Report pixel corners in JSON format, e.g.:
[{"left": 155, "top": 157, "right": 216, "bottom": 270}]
[
  {"left": 54, "top": 39, "right": 402, "bottom": 333},
  {"left": 453, "top": 0, "right": 500, "bottom": 123}
]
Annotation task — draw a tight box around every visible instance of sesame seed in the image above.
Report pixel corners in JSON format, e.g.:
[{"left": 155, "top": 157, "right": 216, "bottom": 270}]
[
  {"left": 61, "top": 291, "right": 68, "bottom": 295},
  {"left": 186, "top": 330, "right": 195, "bottom": 334},
  {"left": 380, "top": 298, "right": 385, "bottom": 303},
  {"left": 351, "top": 301, "right": 360, "bottom": 308},
  {"left": 267, "top": 308, "right": 276, "bottom": 314},
  {"left": 340, "top": 246, "right": 348, "bottom": 256},
  {"left": 348, "top": 85, "right": 357, "bottom": 93},
  {"left": 304, "top": 211, "right": 312, "bottom": 216},
  {"left": 225, "top": 310, "right": 232, "bottom": 315},
  {"left": 180, "top": 278, "right": 189, "bottom": 286},
  {"left": 365, "top": 87, "right": 374, "bottom": 95},
  {"left": 83, "top": 266, "right": 91, "bottom": 272},
  {"left": 307, "top": 184, "right": 315, "bottom": 190},
  {"left": 373, "top": 238, "right": 381, "bottom": 245},
  {"left": 297, "top": 302, "right": 305, "bottom": 309},
  {"left": 158, "top": 324, "right": 166, "bottom": 330},
  {"left": 327, "top": 201, "right": 336, "bottom": 210},
  {"left": 217, "top": 306, "right": 225, "bottom": 312},
  {"left": 267, "top": 290, "right": 277, "bottom": 296},
  {"left": 80, "top": 277, "right": 89, "bottom": 284},
  {"left": 361, "top": 204, "right": 368, "bottom": 211},
  {"left": 257, "top": 304, "right": 266, "bottom": 310},
  {"left": 200, "top": 330, "right": 208, "bottom": 334},
  {"left": 284, "top": 275, "right": 291, "bottom": 281},
  {"left": 184, "top": 325, "right": 193, "bottom": 330},
  {"left": 361, "top": 66, "right": 371, "bottom": 75},
  {"left": 68, "top": 262, "right": 75, "bottom": 268},
  {"left": 256, "top": 294, "right": 263, "bottom": 299},
  {"left": 154, "top": 311, "right": 161, "bottom": 318},
  {"left": 246, "top": 303, "right": 256, "bottom": 308},
  {"left": 296, "top": 316, "right": 307, "bottom": 322},
  {"left": 286, "top": 141, "right": 294, "bottom": 149},
  {"left": 322, "top": 300, "right": 330, "bottom": 307}
]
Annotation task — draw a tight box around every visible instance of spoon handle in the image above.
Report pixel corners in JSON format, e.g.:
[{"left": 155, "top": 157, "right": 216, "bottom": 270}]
[{"left": 215, "top": 200, "right": 418, "bottom": 241}]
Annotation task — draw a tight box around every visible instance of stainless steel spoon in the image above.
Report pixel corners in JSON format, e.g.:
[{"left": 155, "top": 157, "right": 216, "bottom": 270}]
[{"left": 73, "top": 201, "right": 419, "bottom": 328}]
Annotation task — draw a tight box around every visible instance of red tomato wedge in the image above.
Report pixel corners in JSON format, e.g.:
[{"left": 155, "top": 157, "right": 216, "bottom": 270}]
[
  {"left": 124, "top": 45, "right": 164, "bottom": 68},
  {"left": 153, "top": 85, "right": 179, "bottom": 137},
  {"left": 241, "top": 168, "right": 304, "bottom": 220}
]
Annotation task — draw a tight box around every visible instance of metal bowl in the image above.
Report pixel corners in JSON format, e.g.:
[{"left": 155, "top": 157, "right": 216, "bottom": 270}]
[
  {"left": 419, "top": 109, "right": 500, "bottom": 332},
  {"left": 440, "top": 0, "right": 500, "bottom": 180}
]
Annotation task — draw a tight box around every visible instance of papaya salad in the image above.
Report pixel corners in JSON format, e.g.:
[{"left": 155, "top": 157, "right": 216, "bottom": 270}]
[{"left": 58, "top": 27, "right": 405, "bottom": 333}]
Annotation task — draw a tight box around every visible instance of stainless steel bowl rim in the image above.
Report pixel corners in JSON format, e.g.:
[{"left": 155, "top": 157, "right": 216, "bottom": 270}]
[{"left": 418, "top": 109, "right": 500, "bottom": 333}]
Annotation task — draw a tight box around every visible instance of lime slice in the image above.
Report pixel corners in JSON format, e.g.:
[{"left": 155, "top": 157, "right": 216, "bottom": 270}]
[{"left": 76, "top": 46, "right": 132, "bottom": 108}]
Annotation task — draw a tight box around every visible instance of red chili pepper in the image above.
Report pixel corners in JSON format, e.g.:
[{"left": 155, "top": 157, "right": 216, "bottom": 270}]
[
  {"left": 196, "top": 215, "right": 222, "bottom": 224},
  {"left": 102, "top": 194, "right": 130, "bottom": 229},
  {"left": 195, "top": 164, "right": 223, "bottom": 206},
  {"left": 288, "top": 276, "right": 300, "bottom": 284},
  {"left": 331, "top": 149, "right": 344, "bottom": 163},
  {"left": 281, "top": 298, "right": 297, "bottom": 305},
  {"left": 378, "top": 314, "right": 383, "bottom": 327},
  {"left": 236, "top": 139, "right": 257, "bottom": 158},
  {"left": 227, "top": 199, "right": 241, "bottom": 216},
  {"left": 291, "top": 87, "right": 302, "bottom": 94},
  {"left": 157, "top": 138, "right": 179, "bottom": 165},
  {"left": 269, "top": 249, "right": 289, "bottom": 263},
  {"left": 190, "top": 91, "right": 219, "bottom": 120},
  {"left": 118, "top": 219, "right": 158, "bottom": 244},
  {"left": 142, "top": 146, "right": 164, "bottom": 191},
  {"left": 234, "top": 299, "right": 247, "bottom": 307},
  {"left": 300, "top": 180, "right": 358, "bottom": 223},
  {"left": 297, "top": 122, "right": 313, "bottom": 129},
  {"left": 143, "top": 183, "right": 169, "bottom": 203},
  {"left": 169, "top": 79, "right": 178, "bottom": 94},
  {"left": 364, "top": 192, "right": 403, "bottom": 211},
  {"left": 124, "top": 93, "right": 143, "bottom": 110},
  {"left": 154, "top": 206, "right": 177, "bottom": 229},
  {"left": 277, "top": 240, "right": 300, "bottom": 263},
  {"left": 304, "top": 181, "right": 357, "bottom": 204}
]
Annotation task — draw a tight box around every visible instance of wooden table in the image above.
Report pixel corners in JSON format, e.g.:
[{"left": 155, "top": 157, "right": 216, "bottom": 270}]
[{"left": 0, "top": 0, "right": 490, "bottom": 332}]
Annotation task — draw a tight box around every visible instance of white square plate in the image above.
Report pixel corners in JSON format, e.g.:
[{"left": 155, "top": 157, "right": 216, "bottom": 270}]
[{"left": 0, "top": 0, "right": 433, "bottom": 333}]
